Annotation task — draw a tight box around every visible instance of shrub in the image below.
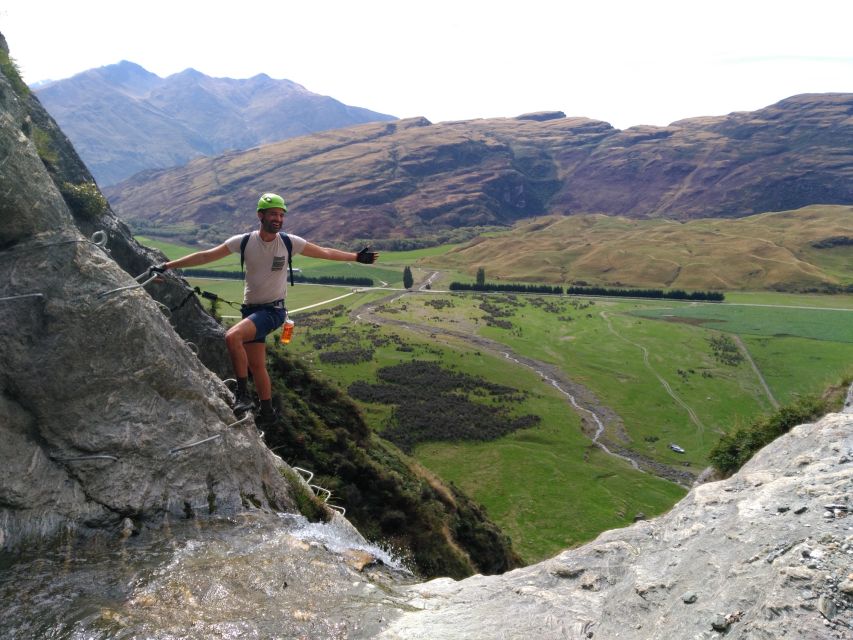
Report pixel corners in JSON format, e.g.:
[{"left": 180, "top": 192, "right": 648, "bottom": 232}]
[
  {"left": 60, "top": 182, "right": 108, "bottom": 220},
  {"left": 709, "top": 395, "right": 827, "bottom": 476},
  {"left": 0, "top": 50, "right": 29, "bottom": 96}
]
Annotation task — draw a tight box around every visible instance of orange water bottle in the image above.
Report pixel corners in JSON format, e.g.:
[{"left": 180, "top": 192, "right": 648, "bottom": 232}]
[{"left": 280, "top": 317, "right": 295, "bottom": 344}]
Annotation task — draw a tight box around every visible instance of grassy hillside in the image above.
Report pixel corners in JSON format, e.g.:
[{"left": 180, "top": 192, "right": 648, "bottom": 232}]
[
  {"left": 142, "top": 234, "right": 853, "bottom": 564},
  {"left": 424, "top": 206, "right": 853, "bottom": 292}
]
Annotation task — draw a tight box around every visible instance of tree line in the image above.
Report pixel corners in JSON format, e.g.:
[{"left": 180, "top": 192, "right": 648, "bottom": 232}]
[
  {"left": 448, "top": 281, "right": 724, "bottom": 301},
  {"left": 449, "top": 282, "right": 564, "bottom": 294},
  {"left": 182, "top": 268, "right": 373, "bottom": 287}
]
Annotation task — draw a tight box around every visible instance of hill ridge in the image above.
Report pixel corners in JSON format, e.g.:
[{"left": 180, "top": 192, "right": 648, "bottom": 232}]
[{"left": 106, "top": 94, "right": 853, "bottom": 254}]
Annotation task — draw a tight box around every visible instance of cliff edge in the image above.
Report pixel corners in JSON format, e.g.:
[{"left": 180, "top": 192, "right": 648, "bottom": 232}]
[
  {"left": 0, "top": 34, "right": 297, "bottom": 549},
  {"left": 379, "top": 410, "right": 853, "bottom": 639}
]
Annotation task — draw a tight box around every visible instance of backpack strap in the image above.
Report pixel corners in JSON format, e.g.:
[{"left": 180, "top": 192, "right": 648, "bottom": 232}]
[
  {"left": 279, "top": 232, "right": 295, "bottom": 286},
  {"left": 240, "top": 231, "right": 295, "bottom": 286},
  {"left": 239, "top": 233, "right": 251, "bottom": 276}
]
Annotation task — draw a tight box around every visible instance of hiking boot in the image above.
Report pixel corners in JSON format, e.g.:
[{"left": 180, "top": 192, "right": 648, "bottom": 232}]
[
  {"left": 233, "top": 391, "right": 254, "bottom": 415},
  {"left": 256, "top": 407, "right": 280, "bottom": 428}
]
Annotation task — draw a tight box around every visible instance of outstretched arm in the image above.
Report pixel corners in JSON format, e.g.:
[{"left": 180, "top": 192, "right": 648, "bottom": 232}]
[
  {"left": 301, "top": 242, "right": 378, "bottom": 263},
  {"left": 163, "top": 243, "right": 232, "bottom": 270}
]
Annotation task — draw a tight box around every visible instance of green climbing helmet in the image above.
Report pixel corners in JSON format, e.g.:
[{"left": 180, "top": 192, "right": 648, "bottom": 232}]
[{"left": 257, "top": 193, "right": 287, "bottom": 212}]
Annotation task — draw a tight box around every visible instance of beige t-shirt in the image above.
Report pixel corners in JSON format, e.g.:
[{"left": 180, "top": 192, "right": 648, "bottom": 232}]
[{"left": 224, "top": 231, "right": 307, "bottom": 305}]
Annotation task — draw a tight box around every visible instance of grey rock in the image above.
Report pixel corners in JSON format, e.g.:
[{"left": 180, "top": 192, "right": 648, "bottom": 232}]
[
  {"left": 376, "top": 412, "right": 853, "bottom": 639},
  {"left": 818, "top": 594, "right": 837, "bottom": 620},
  {"left": 0, "top": 44, "right": 297, "bottom": 550},
  {"left": 710, "top": 614, "right": 730, "bottom": 631},
  {"left": 682, "top": 591, "right": 698, "bottom": 603}
]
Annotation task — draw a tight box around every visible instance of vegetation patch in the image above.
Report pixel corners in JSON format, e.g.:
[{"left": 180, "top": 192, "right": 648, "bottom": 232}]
[
  {"left": 0, "top": 50, "right": 29, "bottom": 96},
  {"left": 708, "top": 334, "right": 745, "bottom": 366},
  {"left": 348, "top": 360, "right": 540, "bottom": 452},
  {"left": 709, "top": 393, "right": 832, "bottom": 476},
  {"left": 260, "top": 351, "right": 521, "bottom": 578},
  {"left": 60, "top": 181, "right": 108, "bottom": 220}
]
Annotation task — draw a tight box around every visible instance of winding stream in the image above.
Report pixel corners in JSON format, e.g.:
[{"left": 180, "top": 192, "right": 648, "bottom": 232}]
[{"left": 351, "top": 289, "right": 699, "bottom": 482}]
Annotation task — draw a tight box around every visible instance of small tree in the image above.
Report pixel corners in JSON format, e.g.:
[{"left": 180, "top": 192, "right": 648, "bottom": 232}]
[
  {"left": 403, "top": 266, "right": 414, "bottom": 289},
  {"left": 476, "top": 267, "right": 486, "bottom": 287}
]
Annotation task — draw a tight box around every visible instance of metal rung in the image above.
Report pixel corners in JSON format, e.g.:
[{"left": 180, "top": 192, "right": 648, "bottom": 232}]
[
  {"left": 0, "top": 293, "right": 45, "bottom": 303},
  {"left": 328, "top": 504, "right": 346, "bottom": 516},
  {"left": 227, "top": 414, "right": 252, "bottom": 428},
  {"left": 169, "top": 433, "right": 222, "bottom": 455},
  {"left": 310, "top": 485, "right": 331, "bottom": 502},
  {"left": 293, "top": 467, "right": 314, "bottom": 484},
  {"left": 56, "top": 454, "right": 118, "bottom": 462},
  {"left": 97, "top": 274, "right": 157, "bottom": 299}
]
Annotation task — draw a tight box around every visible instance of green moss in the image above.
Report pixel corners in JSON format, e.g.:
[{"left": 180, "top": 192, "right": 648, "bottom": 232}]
[
  {"left": 32, "top": 126, "right": 59, "bottom": 167},
  {"left": 240, "top": 492, "right": 262, "bottom": 509},
  {"left": 279, "top": 466, "right": 330, "bottom": 522}
]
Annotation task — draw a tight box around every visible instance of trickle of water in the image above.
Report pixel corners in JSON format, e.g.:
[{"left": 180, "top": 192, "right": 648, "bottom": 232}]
[{"left": 0, "top": 513, "right": 415, "bottom": 639}]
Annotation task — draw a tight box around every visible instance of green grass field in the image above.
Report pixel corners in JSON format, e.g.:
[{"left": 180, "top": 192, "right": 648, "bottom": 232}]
[
  {"left": 142, "top": 234, "right": 853, "bottom": 564},
  {"left": 280, "top": 299, "right": 686, "bottom": 561},
  {"left": 633, "top": 304, "right": 853, "bottom": 343}
]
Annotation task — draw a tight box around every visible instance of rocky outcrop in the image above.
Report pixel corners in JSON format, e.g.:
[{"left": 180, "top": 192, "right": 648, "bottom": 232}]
[
  {"left": 0, "top": 34, "right": 297, "bottom": 549},
  {"left": 378, "top": 410, "right": 853, "bottom": 639}
]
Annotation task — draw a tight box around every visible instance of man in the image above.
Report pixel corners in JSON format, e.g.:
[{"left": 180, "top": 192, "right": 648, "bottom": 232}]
[{"left": 155, "top": 193, "right": 378, "bottom": 425}]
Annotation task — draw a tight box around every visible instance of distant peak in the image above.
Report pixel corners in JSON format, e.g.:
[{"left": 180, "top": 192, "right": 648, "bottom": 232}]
[
  {"left": 92, "top": 60, "right": 162, "bottom": 84},
  {"left": 174, "top": 67, "right": 205, "bottom": 78}
]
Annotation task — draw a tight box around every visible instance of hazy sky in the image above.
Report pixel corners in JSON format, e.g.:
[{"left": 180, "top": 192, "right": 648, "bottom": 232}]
[{"left": 3, "top": 0, "right": 851, "bottom": 129}]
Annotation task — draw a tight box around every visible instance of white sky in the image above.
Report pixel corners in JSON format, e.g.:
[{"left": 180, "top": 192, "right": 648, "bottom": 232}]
[{"left": 2, "top": 0, "right": 852, "bottom": 129}]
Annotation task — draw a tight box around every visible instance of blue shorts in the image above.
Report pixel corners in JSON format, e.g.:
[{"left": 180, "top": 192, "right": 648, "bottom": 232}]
[{"left": 241, "top": 302, "right": 286, "bottom": 344}]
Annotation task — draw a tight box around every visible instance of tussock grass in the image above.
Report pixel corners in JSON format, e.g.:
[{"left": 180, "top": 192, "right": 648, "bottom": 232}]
[{"left": 425, "top": 206, "right": 853, "bottom": 292}]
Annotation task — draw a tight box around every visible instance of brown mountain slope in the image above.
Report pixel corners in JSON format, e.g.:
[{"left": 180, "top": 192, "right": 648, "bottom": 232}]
[
  {"left": 425, "top": 206, "right": 853, "bottom": 291},
  {"left": 106, "top": 94, "right": 853, "bottom": 245}
]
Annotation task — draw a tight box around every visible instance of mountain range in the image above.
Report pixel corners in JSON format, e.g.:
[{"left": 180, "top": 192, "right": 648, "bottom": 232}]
[
  {"left": 104, "top": 93, "right": 853, "bottom": 246},
  {"left": 35, "top": 61, "right": 396, "bottom": 186}
]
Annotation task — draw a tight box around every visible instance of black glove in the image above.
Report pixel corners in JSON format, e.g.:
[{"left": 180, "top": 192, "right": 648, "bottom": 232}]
[
  {"left": 149, "top": 264, "right": 168, "bottom": 276},
  {"left": 356, "top": 247, "right": 378, "bottom": 264}
]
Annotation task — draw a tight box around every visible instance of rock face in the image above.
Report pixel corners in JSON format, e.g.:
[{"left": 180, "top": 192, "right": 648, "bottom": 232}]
[
  {"left": 0, "top": 34, "right": 297, "bottom": 549},
  {"left": 35, "top": 61, "right": 397, "bottom": 186},
  {"left": 378, "top": 411, "right": 853, "bottom": 639},
  {"left": 106, "top": 93, "right": 853, "bottom": 245}
]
